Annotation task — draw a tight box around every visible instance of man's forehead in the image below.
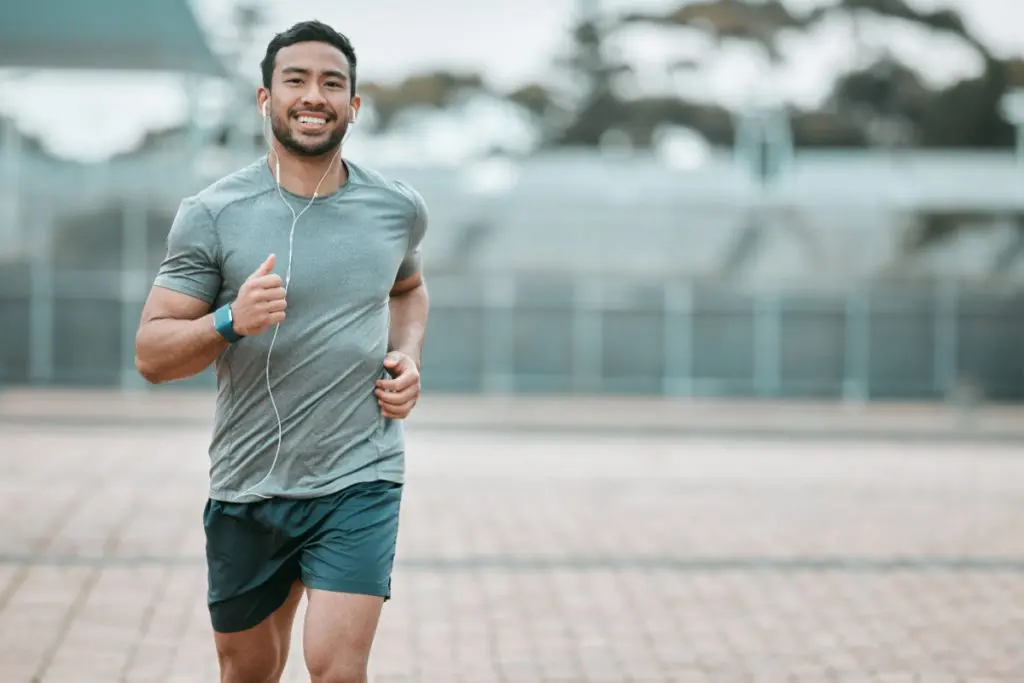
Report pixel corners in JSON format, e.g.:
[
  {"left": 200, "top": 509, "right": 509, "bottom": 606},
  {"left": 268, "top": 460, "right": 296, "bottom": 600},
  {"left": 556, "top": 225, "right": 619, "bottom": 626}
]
[{"left": 275, "top": 41, "right": 349, "bottom": 75}]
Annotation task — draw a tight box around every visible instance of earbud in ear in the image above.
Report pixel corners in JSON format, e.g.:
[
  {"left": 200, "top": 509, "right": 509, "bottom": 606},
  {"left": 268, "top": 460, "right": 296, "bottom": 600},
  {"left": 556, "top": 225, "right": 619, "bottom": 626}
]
[
  {"left": 350, "top": 106, "right": 357, "bottom": 123},
  {"left": 262, "top": 102, "right": 268, "bottom": 116}
]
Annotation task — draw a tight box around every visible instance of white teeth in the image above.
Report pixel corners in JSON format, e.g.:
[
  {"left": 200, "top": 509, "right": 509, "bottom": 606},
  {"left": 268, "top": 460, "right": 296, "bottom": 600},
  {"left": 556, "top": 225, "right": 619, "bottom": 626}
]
[{"left": 298, "top": 116, "right": 326, "bottom": 126}]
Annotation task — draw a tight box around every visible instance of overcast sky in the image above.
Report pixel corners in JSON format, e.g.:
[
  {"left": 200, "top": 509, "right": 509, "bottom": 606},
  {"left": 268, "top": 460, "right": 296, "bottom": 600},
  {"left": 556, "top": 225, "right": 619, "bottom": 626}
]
[{"left": 1, "top": 0, "right": 1021, "bottom": 160}]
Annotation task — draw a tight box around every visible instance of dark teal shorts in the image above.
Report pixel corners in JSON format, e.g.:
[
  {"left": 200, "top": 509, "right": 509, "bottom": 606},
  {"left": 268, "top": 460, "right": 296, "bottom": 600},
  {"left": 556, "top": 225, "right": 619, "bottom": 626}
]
[{"left": 203, "top": 479, "right": 403, "bottom": 633}]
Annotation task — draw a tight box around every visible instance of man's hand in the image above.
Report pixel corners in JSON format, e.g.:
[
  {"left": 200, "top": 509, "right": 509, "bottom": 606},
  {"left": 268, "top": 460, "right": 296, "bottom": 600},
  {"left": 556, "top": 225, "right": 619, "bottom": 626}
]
[
  {"left": 376, "top": 351, "right": 421, "bottom": 419},
  {"left": 231, "top": 254, "right": 287, "bottom": 336}
]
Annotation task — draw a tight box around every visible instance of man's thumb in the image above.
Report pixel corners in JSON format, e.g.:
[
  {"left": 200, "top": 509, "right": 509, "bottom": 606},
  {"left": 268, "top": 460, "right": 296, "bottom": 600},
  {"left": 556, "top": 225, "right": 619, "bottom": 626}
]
[{"left": 252, "top": 254, "right": 276, "bottom": 277}]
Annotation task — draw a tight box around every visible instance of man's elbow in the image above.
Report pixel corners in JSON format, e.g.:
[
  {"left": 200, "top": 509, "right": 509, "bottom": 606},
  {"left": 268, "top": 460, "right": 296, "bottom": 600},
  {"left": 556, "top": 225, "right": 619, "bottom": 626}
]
[
  {"left": 133, "top": 331, "right": 164, "bottom": 384},
  {"left": 134, "top": 351, "right": 165, "bottom": 385}
]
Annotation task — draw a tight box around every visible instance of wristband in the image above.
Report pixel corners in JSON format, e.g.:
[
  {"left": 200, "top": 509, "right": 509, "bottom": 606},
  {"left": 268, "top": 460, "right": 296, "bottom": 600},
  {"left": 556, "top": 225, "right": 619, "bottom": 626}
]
[{"left": 213, "top": 303, "right": 243, "bottom": 343}]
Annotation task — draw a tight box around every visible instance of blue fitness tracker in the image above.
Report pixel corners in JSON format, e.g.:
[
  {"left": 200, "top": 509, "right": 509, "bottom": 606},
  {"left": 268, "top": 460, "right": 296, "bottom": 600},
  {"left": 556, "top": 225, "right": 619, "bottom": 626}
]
[{"left": 213, "top": 303, "right": 243, "bottom": 343}]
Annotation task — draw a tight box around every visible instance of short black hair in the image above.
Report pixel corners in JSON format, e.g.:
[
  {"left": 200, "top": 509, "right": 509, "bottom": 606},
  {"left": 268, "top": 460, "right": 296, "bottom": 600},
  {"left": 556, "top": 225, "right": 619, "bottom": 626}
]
[{"left": 260, "top": 20, "right": 357, "bottom": 95}]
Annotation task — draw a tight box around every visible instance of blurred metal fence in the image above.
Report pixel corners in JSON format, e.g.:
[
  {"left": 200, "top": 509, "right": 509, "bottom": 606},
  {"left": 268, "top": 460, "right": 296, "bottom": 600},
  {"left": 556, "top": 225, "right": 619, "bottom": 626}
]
[
  {"left": 2, "top": 263, "right": 1022, "bottom": 400},
  {"left": 428, "top": 274, "right": 1023, "bottom": 401}
]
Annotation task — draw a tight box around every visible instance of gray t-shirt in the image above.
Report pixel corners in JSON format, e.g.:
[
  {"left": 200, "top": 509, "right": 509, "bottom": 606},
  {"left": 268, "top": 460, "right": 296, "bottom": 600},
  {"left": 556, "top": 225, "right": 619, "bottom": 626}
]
[{"left": 153, "top": 157, "right": 427, "bottom": 502}]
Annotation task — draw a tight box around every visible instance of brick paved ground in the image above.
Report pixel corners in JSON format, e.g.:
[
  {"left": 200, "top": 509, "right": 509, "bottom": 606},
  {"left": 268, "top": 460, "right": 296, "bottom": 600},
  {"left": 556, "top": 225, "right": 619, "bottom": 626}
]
[{"left": 0, "top": 397, "right": 1023, "bottom": 681}]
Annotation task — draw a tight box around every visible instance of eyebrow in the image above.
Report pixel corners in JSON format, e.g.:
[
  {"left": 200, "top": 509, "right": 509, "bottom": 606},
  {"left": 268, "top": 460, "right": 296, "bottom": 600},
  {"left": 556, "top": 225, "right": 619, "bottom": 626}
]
[{"left": 281, "top": 66, "right": 348, "bottom": 81}]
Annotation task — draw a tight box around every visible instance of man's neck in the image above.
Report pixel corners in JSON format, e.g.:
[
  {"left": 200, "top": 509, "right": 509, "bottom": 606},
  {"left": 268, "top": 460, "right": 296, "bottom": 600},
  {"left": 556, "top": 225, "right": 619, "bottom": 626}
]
[{"left": 269, "top": 144, "right": 347, "bottom": 198}]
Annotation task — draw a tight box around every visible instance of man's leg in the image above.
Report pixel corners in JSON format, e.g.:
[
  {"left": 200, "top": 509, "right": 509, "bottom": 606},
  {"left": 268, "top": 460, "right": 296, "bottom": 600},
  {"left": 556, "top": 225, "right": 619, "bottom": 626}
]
[
  {"left": 204, "top": 498, "right": 305, "bottom": 683},
  {"left": 302, "top": 590, "right": 384, "bottom": 683},
  {"left": 214, "top": 580, "right": 304, "bottom": 683},
  {"left": 297, "top": 480, "right": 403, "bottom": 683}
]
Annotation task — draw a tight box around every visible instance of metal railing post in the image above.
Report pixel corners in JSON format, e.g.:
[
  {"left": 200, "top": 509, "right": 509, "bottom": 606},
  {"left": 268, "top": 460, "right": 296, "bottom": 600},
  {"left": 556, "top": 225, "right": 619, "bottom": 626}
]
[
  {"left": 482, "top": 273, "right": 516, "bottom": 395},
  {"left": 754, "top": 291, "right": 782, "bottom": 396},
  {"left": 662, "top": 281, "right": 694, "bottom": 396}
]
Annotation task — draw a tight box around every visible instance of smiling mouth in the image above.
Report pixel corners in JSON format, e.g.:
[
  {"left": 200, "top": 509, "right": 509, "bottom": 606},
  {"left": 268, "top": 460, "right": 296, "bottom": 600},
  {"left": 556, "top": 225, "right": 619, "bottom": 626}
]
[{"left": 294, "top": 114, "right": 330, "bottom": 131}]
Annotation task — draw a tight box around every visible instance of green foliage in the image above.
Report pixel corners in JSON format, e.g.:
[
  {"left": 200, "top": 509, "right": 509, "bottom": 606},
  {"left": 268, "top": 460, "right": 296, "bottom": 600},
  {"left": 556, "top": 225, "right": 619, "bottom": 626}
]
[{"left": 358, "top": 0, "right": 1018, "bottom": 150}]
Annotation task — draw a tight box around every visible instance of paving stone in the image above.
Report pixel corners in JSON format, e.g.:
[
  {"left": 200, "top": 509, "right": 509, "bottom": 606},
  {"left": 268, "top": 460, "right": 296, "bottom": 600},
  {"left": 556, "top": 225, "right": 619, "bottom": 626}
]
[{"left": 0, "top": 408, "right": 1021, "bottom": 682}]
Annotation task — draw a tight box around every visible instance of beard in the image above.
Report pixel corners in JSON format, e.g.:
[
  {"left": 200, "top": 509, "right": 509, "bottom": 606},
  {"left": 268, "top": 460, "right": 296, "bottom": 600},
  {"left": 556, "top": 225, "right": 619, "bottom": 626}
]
[{"left": 270, "top": 111, "right": 349, "bottom": 158}]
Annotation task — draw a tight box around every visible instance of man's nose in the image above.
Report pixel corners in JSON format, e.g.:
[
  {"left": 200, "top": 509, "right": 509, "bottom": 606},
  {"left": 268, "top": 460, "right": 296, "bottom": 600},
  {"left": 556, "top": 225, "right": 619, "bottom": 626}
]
[{"left": 301, "top": 85, "right": 328, "bottom": 107}]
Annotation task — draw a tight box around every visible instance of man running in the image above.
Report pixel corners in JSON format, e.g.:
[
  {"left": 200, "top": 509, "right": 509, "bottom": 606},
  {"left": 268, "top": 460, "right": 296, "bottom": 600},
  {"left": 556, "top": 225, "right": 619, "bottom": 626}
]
[{"left": 134, "top": 19, "right": 429, "bottom": 683}]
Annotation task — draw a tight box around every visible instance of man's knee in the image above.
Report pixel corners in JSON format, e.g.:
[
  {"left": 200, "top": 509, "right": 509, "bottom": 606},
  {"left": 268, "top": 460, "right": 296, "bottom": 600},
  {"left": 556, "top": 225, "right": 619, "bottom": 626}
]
[
  {"left": 217, "top": 636, "right": 288, "bottom": 683},
  {"left": 306, "top": 658, "right": 367, "bottom": 683},
  {"left": 302, "top": 590, "right": 383, "bottom": 683}
]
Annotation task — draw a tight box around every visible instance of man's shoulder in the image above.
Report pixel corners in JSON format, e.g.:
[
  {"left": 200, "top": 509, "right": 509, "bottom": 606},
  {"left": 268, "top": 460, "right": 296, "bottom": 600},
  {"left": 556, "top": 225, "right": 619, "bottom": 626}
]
[
  {"left": 188, "top": 158, "right": 273, "bottom": 221},
  {"left": 347, "top": 159, "right": 425, "bottom": 215}
]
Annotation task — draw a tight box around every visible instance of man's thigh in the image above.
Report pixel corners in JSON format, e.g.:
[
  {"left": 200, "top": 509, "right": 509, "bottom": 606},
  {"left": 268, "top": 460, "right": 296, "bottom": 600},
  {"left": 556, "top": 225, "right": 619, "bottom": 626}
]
[
  {"left": 303, "top": 590, "right": 385, "bottom": 682},
  {"left": 214, "top": 580, "right": 305, "bottom": 682},
  {"left": 298, "top": 480, "right": 403, "bottom": 678}
]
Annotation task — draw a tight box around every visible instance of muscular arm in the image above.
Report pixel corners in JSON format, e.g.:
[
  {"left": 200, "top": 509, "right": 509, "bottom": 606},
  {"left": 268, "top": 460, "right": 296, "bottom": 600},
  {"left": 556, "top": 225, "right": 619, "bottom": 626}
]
[
  {"left": 137, "top": 193, "right": 228, "bottom": 384},
  {"left": 134, "top": 287, "right": 227, "bottom": 384},
  {"left": 388, "top": 271, "right": 429, "bottom": 368}
]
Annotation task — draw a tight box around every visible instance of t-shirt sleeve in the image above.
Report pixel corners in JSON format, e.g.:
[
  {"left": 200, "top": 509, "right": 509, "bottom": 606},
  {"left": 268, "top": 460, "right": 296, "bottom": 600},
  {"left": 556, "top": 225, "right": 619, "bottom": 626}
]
[
  {"left": 395, "top": 181, "right": 428, "bottom": 281},
  {"left": 152, "top": 196, "right": 222, "bottom": 304}
]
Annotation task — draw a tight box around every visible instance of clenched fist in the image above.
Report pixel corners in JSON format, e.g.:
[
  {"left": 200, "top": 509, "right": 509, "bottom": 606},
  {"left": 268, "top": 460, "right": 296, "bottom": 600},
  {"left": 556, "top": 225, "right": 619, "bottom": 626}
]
[
  {"left": 230, "top": 254, "right": 287, "bottom": 337},
  {"left": 375, "top": 351, "right": 421, "bottom": 419}
]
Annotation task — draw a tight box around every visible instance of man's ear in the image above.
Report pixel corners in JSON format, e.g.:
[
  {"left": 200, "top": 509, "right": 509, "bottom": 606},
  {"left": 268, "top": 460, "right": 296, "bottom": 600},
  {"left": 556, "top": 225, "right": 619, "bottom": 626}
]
[
  {"left": 257, "top": 88, "right": 270, "bottom": 116},
  {"left": 350, "top": 94, "right": 362, "bottom": 122}
]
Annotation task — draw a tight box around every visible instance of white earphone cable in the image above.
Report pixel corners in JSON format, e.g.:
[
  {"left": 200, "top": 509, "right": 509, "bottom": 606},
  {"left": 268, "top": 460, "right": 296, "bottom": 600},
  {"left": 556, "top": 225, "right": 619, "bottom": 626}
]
[{"left": 231, "top": 105, "right": 352, "bottom": 501}]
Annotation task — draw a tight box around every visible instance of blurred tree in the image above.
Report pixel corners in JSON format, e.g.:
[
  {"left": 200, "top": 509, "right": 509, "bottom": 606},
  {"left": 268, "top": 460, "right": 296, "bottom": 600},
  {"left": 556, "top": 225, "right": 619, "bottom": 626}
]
[
  {"left": 359, "top": 72, "right": 487, "bottom": 130},
  {"left": 788, "top": 110, "right": 867, "bottom": 147},
  {"left": 547, "top": 15, "right": 632, "bottom": 146},
  {"left": 916, "top": 60, "right": 1013, "bottom": 148},
  {"left": 563, "top": 0, "right": 1017, "bottom": 149},
  {"left": 812, "top": 0, "right": 1012, "bottom": 148},
  {"left": 811, "top": 0, "right": 982, "bottom": 53},
  {"left": 826, "top": 57, "right": 927, "bottom": 146},
  {"left": 1006, "top": 58, "right": 1024, "bottom": 88},
  {"left": 282, "top": 0, "right": 1018, "bottom": 151},
  {"left": 506, "top": 84, "right": 555, "bottom": 117},
  {"left": 619, "top": 0, "right": 808, "bottom": 61},
  {"left": 824, "top": 56, "right": 1014, "bottom": 148}
]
